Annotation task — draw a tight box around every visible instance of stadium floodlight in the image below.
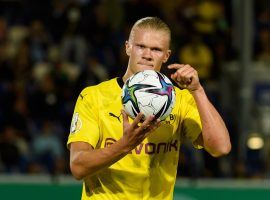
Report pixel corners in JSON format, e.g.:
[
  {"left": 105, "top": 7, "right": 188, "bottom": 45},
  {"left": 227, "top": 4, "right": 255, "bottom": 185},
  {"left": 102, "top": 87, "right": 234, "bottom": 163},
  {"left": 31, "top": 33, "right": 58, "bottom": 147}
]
[{"left": 247, "top": 133, "right": 264, "bottom": 150}]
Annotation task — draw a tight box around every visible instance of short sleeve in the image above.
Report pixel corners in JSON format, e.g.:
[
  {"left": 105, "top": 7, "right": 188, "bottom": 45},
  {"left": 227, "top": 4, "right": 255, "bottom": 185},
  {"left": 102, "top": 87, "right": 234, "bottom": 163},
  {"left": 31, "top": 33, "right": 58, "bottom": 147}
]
[{"left": 67, "top": 88, "right": 100, "bottom": 149}]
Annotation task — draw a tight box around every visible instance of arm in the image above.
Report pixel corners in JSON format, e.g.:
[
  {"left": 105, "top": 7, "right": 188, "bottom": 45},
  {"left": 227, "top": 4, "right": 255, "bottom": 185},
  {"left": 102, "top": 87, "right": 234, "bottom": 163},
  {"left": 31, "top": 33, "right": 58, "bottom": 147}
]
[
  {"left": 190, "top": 85, "right": 231, "bottom": 157},
  {"left": 168, "top": 64, "right": 231, "bottom": 157},
  {"left": 70, "top": 111, "right": 160, "bottom": 180}
]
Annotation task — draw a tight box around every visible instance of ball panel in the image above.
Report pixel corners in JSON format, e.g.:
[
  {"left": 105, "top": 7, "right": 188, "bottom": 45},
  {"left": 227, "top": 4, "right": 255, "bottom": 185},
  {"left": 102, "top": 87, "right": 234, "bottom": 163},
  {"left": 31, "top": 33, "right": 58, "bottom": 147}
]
[{"left": 121, "top": 70, "right": 175, "bottom": 120}]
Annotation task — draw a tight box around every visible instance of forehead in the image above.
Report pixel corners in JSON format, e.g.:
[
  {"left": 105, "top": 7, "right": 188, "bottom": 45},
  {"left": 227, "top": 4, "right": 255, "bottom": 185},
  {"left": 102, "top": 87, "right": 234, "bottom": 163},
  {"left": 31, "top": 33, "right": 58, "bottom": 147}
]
[{"left": 131, "top": 27, "right": 170, "bottom": 48}]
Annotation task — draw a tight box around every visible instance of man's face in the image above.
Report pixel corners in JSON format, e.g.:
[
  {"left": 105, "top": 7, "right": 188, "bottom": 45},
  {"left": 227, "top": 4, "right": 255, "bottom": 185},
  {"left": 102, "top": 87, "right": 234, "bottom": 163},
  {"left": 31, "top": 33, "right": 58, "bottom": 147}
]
[{"left": 125, "top": 27, "right": 171, "bottom": 74}]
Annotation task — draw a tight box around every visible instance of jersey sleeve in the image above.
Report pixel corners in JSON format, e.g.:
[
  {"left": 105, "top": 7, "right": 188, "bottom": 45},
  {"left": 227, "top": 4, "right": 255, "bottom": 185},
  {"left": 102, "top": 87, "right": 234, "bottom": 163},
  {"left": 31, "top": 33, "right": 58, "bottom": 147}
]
[
  {"left": 181, "top": 91, "right": 203, "bottom": 149},
  {"left": 67, "top": 87, "right": 100, "bottom": 149}
]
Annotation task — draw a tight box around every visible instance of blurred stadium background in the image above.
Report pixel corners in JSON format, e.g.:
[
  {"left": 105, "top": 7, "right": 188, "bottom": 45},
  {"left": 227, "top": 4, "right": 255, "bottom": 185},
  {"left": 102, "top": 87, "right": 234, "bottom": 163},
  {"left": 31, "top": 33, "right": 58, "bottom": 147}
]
[{"left": 0, "top": 0, "right": 270, "bottom": 199}]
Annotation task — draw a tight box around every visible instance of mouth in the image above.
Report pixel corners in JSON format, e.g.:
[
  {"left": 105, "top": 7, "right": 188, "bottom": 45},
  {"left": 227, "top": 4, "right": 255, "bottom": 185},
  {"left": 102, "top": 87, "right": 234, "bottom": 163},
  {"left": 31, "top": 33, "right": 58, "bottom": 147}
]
[{"left": 137, "top": 63, "right": 154, "bottom": 68}]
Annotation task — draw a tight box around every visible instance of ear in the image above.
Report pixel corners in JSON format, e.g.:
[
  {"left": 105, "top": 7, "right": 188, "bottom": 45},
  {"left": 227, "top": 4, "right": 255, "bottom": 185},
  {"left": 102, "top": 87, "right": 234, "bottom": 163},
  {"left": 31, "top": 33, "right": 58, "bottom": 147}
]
[
  {"left": 125, "top": 41, "right": 131, "bottom": 56},
  {"left": 163, "top": 49, "right": 171, "bottom": 63}
]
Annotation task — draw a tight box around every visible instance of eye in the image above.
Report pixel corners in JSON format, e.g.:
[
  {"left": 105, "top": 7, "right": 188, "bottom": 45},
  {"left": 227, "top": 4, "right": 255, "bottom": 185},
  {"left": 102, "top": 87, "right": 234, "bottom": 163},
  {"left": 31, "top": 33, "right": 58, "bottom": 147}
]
[
  {"left": 136, "top": 44, "right": 145, "bottom": 49},
  {"left": 151, "top": 48, "right": 162, "bottom": 52}
]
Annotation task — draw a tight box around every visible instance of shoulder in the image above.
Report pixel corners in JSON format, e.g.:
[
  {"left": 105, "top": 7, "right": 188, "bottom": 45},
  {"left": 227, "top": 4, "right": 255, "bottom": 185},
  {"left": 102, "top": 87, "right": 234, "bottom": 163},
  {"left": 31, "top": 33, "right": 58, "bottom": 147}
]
[
  {"left": 81, "top": 78, "right": 117, "bottom": 92},
  {"left": 79, "top": 78, "right": 120, "bottom": 100},
  {"left": 173, "top": 87, "right": 198, "bottom": 111},
  {"left": 174, "top": 87, "right": 194, "bottom": 102}
]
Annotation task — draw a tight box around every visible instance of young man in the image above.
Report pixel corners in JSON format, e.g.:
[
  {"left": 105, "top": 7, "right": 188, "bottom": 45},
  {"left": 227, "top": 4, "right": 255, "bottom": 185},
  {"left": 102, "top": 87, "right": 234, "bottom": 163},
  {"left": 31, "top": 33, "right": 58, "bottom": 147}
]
[{"left": 67, "top": 17, "right": 231, "bottom": 200}]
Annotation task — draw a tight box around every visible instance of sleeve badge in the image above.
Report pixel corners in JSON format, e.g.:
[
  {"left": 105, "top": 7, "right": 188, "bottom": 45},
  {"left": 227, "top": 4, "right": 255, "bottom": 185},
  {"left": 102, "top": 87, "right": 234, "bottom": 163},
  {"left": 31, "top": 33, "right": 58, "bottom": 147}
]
[{"left": 70, "top": 112, "right": 82, "bottom": 134}]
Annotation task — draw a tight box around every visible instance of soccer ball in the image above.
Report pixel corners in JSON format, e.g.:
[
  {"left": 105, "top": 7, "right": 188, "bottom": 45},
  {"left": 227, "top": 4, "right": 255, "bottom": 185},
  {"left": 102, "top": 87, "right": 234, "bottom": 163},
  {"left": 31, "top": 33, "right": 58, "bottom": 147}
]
[{"left": 121, "top": 70, "right": 176, "bottom": 120}]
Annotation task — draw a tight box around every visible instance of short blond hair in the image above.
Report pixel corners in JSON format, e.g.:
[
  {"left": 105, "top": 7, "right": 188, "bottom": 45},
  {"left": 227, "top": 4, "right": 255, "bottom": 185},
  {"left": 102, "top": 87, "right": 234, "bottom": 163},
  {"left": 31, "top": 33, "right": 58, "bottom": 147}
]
[{"left": 129, "top": 17, "right": 171, "bottom": 45}]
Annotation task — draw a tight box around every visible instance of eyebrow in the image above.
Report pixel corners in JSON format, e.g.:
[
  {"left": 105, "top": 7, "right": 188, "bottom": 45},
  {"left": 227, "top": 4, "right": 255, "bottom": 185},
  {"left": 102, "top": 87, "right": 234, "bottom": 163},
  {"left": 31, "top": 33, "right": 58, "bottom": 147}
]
[{"left": 135, "top": 42, "right": 163, "bottom": 51}]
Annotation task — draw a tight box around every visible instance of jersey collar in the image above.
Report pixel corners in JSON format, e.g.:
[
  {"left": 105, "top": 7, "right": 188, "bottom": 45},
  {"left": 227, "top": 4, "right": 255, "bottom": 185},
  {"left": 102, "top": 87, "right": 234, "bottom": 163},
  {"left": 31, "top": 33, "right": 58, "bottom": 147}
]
[{"left": 116, "top": 77, "right": 124, "bottom": 88}]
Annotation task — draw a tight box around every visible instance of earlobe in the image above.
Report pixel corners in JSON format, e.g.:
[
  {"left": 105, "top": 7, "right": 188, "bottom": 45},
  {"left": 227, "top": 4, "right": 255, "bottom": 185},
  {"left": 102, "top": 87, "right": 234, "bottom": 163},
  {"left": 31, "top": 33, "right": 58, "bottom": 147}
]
[
  {"left": 163, "top": 58, "right": 168, "bottom": 63},
  {"left": 163, "top": 50, "right": 171, "bottom": 63}
]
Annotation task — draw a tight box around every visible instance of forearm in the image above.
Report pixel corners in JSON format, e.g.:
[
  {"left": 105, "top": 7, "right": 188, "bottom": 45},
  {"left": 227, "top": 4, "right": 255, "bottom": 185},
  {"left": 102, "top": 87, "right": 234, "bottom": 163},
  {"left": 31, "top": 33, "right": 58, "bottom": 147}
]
[
  {"left": 191, "top": 86, "right": 231, "bottom": 157},
  {"left": 70, "top": 138, "right": 130, "bottom": 180},
  {"left": 70, "top": 112, "right": 160, "bottom": 180}
]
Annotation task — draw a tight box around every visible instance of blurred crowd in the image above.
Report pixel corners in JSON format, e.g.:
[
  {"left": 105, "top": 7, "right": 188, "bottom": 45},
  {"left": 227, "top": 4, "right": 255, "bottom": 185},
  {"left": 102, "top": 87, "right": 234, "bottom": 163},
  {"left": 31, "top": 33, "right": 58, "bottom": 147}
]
[{"left": 0, "top": 0, "right": 269, "bottom": 178}]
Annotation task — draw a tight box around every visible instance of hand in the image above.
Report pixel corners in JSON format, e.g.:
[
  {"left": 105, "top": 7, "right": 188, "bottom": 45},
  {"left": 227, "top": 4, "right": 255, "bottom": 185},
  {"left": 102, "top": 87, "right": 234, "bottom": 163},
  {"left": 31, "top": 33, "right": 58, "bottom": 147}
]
[
  {"left": 121, "top": 110, "right": 161, "bottom": 150},
  {"left": 168, "top": 64, "right": 201, "bottom": 92}
]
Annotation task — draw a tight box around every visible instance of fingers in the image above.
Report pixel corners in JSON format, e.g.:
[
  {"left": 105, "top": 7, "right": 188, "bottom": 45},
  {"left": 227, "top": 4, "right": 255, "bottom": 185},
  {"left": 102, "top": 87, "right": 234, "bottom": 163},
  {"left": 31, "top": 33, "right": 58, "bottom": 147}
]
[
  {"left": 168, "top": 64, "right": 198, "bottom": 88},
  {"left": 139, "top": 115, "right": 155, "bottom": 131},
  {"left": 121, "top": 109, "right": 129, "bottom": 127},
  {"left": 139, "top": 115, "right": 161, "bottom": 133},
  {"left": 169, "top": 64, "right": 194, "bottom": 81},
  {"left": 131, "top": 112, "right": 145, "bottom": 129},
  {"left": 121, "top": 112, "right": 161, "bottom": 150},
  {"left": 145, "top": 118, "right": 161, "bottom": 133},
  {"left": 122, "top": 108, "right": 161, "bottom": 137},
  {"left": 123, "top": 110, "right": 161, "bottom": 132}
]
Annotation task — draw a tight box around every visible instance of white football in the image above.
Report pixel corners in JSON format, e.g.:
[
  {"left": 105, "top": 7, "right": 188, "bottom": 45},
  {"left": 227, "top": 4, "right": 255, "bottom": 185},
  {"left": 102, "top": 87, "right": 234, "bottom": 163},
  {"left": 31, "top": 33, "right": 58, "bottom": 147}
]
[{"left": 121, "top": 70, "right": 175, "bottom": 120}]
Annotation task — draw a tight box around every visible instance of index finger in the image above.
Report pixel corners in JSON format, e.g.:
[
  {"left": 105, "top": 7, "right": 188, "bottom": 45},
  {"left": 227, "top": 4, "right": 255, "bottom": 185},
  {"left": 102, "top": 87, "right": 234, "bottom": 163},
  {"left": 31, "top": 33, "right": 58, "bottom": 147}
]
[{"left": 167, "top": 63, "right": 185, "bottom": 69}]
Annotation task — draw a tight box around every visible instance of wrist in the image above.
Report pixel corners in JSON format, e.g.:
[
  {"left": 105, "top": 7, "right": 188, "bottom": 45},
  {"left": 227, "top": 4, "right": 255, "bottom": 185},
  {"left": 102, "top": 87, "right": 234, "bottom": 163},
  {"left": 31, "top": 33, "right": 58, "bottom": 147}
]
[{"left": 190, "top": 85, "right": 204, "bottom": 96}]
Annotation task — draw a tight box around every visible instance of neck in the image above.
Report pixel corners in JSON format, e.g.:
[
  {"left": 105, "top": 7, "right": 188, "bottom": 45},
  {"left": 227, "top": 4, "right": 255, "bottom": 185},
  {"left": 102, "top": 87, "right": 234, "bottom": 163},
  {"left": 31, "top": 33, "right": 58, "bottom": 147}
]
[{"left": 122, "top": 70, "right": 133, "bottom": 82}]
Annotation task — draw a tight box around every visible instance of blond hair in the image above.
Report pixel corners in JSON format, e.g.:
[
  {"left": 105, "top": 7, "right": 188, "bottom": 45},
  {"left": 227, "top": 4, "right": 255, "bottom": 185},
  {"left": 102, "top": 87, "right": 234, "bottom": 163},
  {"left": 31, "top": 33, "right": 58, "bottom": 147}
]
[{"left": 129, "top": 17, "right": 171, "bottom": 44}]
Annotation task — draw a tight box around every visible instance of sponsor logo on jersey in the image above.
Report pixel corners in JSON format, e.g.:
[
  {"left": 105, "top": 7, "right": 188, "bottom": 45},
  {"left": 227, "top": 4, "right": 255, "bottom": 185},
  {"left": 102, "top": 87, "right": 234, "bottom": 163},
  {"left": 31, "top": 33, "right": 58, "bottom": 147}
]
[
  {"left": 70, "top": 112, "right": 82, "bottom": 134},
  {"left": 163, "top": 114, "right": 176, "bottom": 125},
  {"left": 79, "top": 93, "right": 87, "bottom": 100},
  {"left": 109, "top": 112, "right": 121, "bottom": 122},
  {"left": 104, "top": 138, "right": 178, "bottom": 155}
]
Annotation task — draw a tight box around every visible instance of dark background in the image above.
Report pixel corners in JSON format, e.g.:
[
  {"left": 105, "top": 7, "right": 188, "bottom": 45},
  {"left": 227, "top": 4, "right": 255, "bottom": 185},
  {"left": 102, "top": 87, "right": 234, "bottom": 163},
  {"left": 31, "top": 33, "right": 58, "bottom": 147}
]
[{"left": 1, "top": 0, "right": 270, "bottom": 180}]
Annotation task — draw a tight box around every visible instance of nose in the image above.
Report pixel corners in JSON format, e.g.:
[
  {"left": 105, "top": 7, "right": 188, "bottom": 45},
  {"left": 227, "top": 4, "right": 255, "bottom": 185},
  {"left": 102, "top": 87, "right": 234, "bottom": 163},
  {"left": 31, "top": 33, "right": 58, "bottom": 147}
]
[{"left": 142, "top": 48, "right": 152, "bottom": 60}]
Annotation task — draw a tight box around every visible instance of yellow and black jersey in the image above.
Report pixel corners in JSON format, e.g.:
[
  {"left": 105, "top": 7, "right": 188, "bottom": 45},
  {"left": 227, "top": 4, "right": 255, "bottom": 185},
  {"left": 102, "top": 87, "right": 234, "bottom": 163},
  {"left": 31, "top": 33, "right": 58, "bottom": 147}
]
[{"left": 67, "top": 77, "right": 202, "bottom": 200}]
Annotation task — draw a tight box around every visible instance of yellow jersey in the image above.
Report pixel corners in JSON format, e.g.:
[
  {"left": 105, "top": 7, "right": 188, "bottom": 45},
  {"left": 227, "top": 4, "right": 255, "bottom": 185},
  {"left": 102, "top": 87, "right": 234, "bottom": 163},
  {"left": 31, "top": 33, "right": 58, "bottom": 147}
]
[{"left": 67, "top": 78, "right": 202, "bottom": 200}]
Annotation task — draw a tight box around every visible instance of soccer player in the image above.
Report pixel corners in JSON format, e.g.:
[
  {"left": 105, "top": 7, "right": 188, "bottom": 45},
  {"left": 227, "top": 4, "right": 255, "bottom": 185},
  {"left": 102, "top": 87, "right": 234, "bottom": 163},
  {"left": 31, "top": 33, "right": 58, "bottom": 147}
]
[{"left": 67, "top": 17, "right": 231, "bottom": 200}]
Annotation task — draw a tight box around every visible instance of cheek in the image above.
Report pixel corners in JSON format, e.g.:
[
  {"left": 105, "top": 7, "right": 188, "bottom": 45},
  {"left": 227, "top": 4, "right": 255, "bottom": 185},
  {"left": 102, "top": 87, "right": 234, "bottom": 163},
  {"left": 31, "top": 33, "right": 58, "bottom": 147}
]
[
  {"left": 154, "top": 53, "right": 166, "bottom": 63},
  {"left": 133, "top": 48, "right": 143, "bottom": 56},
  {"left": 131, "top": 49, "right": 143, "bottom": 60},
  {"left": 153, "top": 58, "right": 165, "bottom": 70},
  {"left": 129, "top": 51, "right": 139, "bottom": 64}
]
